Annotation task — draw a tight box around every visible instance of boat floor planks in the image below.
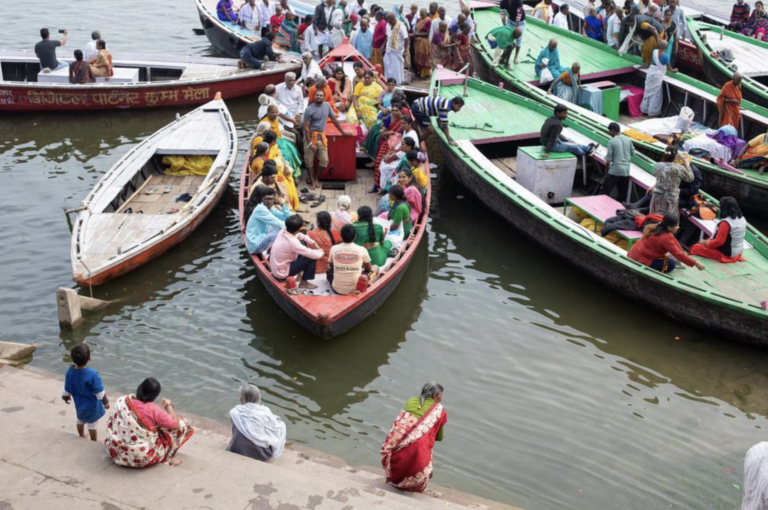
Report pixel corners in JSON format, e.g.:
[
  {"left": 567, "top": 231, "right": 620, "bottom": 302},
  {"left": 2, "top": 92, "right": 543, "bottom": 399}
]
[
  {"left": 473, "top": 8, "right": 632, "bottom": 83},
  {"left": 704, "top": 31, "right": 768, "bottom": 77}
]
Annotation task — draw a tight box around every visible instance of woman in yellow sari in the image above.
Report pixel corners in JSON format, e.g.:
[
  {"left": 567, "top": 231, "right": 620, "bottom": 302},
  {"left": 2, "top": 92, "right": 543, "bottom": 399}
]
[
  {"left": 351, "top": 70, "right": 384, "bottom": 129},
  {"left": 252, "top": 122, "right": 300, "bottom": 211}
]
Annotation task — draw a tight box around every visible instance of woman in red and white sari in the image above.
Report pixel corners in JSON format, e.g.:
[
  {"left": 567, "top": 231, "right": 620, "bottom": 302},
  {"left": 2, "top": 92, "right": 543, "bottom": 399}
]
[
  {"left": 105, "top": 378, "right": 194, "bottom": 468},
  {"left": 381, "top": 382, "right": 447, "bottom": 493}
]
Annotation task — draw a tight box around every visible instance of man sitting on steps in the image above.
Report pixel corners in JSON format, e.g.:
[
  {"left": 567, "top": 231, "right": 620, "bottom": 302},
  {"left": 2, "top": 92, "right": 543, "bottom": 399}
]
[{"left": 540, "top": 104, "right": 596, "bottom": 159}]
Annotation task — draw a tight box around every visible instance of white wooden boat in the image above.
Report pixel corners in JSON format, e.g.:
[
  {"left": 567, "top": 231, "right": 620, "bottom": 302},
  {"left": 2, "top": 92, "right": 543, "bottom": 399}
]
[{"left": 70, "top": 94, "right": 236, "bottom": 286}]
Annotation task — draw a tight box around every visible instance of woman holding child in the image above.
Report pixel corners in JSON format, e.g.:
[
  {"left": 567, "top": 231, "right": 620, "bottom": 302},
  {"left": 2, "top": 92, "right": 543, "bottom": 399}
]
[{"left": 105, "top": 378, "right": 194, "bottom": 468}]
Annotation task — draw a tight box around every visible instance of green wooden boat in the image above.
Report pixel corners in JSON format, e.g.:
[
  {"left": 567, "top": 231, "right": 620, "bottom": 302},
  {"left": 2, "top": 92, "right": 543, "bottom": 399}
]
[
  {"left": 687, "top": 17, "right": 768, "bottom": 107},
  {"left": 469, "top": 6, "right": 768, "bottom": 215},
  {"left": 431, "top": 69, "right": 768, "bottom": 346}
]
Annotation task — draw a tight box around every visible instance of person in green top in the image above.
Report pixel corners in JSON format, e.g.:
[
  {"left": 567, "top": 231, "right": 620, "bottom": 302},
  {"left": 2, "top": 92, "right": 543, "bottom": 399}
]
[
  {"left": 387, "top": 185, "right": 412, "bottom": 238},
  {"left": 601, "top": 122, "right": 636, "bottom": 200},
  {"left": 403, "top": 382, "right": 446, "bottom": 441},
  {"left": 486, "top": 25, "right": 522, "bottom": 67},
  {"left": 353, "top": 206, "right": 392, "bottom": 266}
]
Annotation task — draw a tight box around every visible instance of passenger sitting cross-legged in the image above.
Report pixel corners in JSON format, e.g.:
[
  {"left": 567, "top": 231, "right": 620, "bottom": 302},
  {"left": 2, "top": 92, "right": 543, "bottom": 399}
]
[
  {"left": 227, "top": 383, "right": 286, "bottom": 462},
  {"left": 307, "top": 211, "right": 341, "bottom": 274},
  {"left": 328, "top": 224, "right": 375, "bottom": 295},
  {"left": 354, "top": 206, "right": 392, "bottom": 267},
  {"left": 269, "top": 214, "right": 325, "bottom": 289},
  {"left": 245, "top": 185, "right": 291, "bottom": 255},
  {"left": 628, "top": 214, "right": 705, "bottom": 273},
  {"left": 540, "top": 104, "right": 596, "bottom": 159},
  {"left": 690, "top": 197, "right": 748, "bottom": 263}
]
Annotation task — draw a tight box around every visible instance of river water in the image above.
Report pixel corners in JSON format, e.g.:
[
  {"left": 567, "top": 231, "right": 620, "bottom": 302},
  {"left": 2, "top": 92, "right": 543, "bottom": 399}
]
[{"left": 3, "top": 2, "right": 768, "bottom": 509}]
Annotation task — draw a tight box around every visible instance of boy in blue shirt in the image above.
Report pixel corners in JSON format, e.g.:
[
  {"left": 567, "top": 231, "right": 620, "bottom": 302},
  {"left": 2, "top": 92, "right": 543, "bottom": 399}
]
[{"left": 62, "top": 343, "right": 110, "bottom": 441}]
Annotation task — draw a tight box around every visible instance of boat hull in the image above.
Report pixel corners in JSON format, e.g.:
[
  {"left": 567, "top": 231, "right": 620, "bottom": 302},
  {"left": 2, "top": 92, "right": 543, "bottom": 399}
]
[
  {"left": 439, "top": 139, "right": 768, "bottom": 346},
  {"left": 197, "top": 5, "right": 247, "bottom": 58},
  {"left": 0, "top": 71, "right": 289, "bottom": 112},
  {"left": 73, "top": 184, "right": 227, "bottom": 287}
]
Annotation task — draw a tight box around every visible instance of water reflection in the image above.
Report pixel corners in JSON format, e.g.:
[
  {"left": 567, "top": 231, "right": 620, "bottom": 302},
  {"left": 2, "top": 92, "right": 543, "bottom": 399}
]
[{"left": 241, "top": 242, "right": 431, "bottom": 418}]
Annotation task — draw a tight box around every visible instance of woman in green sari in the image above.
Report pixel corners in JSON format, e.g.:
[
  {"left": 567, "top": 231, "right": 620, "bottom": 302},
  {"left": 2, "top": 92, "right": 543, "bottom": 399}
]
[
  {"left": 276, "top": 11, "right": 300, "bottom": 52},
  {"left": 353, "top": 206, "right": 392, "bottom": 266},
  {"left": 387, "top": 185, "right": 412, "bottom": 238}
]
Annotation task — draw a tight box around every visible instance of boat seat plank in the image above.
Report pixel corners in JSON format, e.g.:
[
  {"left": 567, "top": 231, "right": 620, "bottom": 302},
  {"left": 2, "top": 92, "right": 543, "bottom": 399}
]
[
  {"left": 565, "top": 195, "right": 642, "bottom": 244},
  {"left": 705, "top": 35, "right": 768, "bottom": 77}
]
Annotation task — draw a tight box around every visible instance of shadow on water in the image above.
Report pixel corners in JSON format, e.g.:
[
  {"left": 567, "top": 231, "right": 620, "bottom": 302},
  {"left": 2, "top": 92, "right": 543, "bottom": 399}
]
[
  {"left": 240, "top": 240, "right": 431, "bottom": 418},
  {"left": 434, "top": 170, "right": 768, "bottom": 420}
]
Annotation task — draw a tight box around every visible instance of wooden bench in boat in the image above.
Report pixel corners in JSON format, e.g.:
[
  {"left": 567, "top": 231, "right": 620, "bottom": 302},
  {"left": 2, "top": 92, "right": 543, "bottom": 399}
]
[
  {"left": 37, "top": 66, "right": 139, "bottom": 83},
  {"left": 564, "top": 195, "right": 643, "bottom": 248}
]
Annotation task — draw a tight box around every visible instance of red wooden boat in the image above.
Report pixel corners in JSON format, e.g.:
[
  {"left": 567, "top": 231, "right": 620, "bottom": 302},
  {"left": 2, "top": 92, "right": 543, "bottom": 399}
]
[
  {"left": 0, "top": 49, "right": 299, "bottom": 112},
  {"left": 71, "top": 94, "right": 237, "bottom": 286},
  {"left": 238, "top": 151, "right": 430, "bottom": 339}
]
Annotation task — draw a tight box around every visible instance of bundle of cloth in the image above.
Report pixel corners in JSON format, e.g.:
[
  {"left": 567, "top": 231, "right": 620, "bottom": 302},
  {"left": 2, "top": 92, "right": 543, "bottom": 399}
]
[{"left": 683, "top": 125, "right": 746, "bottom": 162}]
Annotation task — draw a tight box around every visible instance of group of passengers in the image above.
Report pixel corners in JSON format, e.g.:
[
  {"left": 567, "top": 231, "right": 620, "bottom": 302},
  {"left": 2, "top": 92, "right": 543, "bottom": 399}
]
[
  {"left": 222, "top": 0, "right": 477, "bottom": 85},
  {"left": 538, "top": 104, "right": 748, "bottom": 276},
  {"left": 34, "top": 28, "right": 113, "bottom": 83}
]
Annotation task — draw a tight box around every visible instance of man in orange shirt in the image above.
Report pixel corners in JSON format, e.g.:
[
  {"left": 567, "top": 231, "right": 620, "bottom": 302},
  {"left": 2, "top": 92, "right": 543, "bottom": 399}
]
[{"left": 307, "top": 75, "right": 339, "bottom": 115}]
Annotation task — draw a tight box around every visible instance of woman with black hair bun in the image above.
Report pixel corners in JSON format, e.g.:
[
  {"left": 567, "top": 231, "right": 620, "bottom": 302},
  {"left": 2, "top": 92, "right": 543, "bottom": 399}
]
[
  {"left": 690, "top": 197, "right": 748, "bottom": 263},
  {"left": 104, "top": 378, "right": 194, "bottom": 468}
]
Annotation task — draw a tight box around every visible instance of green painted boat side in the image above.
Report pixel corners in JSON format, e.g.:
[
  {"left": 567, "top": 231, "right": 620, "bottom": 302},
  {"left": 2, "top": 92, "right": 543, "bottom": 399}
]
[
  {"left": 470, "top": 8, "right": 768, "bottom": 213},
  {"left": 433, "top": 75, "right": 768, "bottom": 345},
  {"left": 687, "top": 17, "right": 768, "bottom": 107}
]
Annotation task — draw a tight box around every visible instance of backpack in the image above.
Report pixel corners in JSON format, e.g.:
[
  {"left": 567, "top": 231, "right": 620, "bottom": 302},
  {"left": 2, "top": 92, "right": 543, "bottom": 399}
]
[{"left": 689, "top": 194, "right": 719, "bottom": 220}]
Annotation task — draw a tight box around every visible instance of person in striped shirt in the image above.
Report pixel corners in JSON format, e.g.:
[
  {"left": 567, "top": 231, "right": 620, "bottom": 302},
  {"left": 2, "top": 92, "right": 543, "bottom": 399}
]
[{"left": 410, "top": 95, "right": 465, "bottom": 146}]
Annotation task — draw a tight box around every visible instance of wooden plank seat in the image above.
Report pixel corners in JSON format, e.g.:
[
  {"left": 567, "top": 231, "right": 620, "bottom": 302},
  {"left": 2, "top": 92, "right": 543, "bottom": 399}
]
[{"left": 565, "top": 195, "right": 643, "bottom": 248}]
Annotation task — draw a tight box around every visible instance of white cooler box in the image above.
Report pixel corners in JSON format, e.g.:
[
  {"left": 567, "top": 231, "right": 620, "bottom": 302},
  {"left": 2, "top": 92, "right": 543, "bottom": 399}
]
[{"left": 515, "top": 146, "right": 577, "bottom": 205}]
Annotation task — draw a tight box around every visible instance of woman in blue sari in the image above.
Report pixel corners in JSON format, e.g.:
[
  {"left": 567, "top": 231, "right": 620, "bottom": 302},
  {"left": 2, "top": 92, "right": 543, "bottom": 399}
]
[
  {"left": 584, "top": 8, "right": 604, "bottom": 41},
  {"left": 534, "top": 39, "right": 567, "bottom": 81},
  {"left": 547, "top": 62, "right": 581, "bottom": 103}
]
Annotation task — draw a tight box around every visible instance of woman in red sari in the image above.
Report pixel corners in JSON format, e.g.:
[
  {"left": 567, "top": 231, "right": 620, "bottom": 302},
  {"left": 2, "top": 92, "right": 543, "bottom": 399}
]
[
  {"left": 413, "top": 9, "right": 433, "bottom": 78},
  {"left": 381, "top": 382, "right": 447, "bottom": 493},
  {"left": 373, "top": 104, "right": 405, "bottom": 187}
]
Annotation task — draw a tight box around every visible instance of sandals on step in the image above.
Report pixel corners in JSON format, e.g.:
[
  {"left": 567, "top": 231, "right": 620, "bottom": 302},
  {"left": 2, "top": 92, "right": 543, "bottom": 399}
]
[{"left": 145, "top": 187, "right": 158, "bottom": 195}]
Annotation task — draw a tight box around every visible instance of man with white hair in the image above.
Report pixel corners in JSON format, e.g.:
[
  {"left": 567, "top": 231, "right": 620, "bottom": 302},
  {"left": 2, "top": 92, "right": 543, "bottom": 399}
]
[
  {"left": 383, "top": 12, "right": 408, "bottom": 85},
  {"left": 276, "top": 72, "right": 304, "bottom": 142},
  {"left": 258, "top": 84, "right": 299, "bottom": 143},
  {"left": 227, "top": 384, "right": 287, "bottom": 462},
  {"left": 299, "top": 51, "right": 322, "bottom": 89}
]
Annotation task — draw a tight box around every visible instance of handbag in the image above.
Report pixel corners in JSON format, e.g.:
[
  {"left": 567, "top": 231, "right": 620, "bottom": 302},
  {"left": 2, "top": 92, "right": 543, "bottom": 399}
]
[{"left": 540, "top": 67, "right": 554, "bottom": 84}]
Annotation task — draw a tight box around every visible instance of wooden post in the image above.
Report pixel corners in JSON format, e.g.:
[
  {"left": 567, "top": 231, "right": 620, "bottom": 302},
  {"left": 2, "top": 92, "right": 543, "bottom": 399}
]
[{"left": 56, "top": 288, "right": 82, "bottom": 330}]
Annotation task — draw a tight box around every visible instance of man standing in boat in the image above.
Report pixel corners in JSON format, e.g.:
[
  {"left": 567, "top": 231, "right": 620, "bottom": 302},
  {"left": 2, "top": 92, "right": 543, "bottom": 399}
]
[{"left": 302, "top": 89, "right": 353, "bottom": 190}]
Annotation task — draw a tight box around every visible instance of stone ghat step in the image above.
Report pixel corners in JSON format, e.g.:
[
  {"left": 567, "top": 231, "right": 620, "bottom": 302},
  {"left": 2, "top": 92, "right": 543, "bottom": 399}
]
[{"left": 0, "top": 366, "right": 525, "bottom": 510}]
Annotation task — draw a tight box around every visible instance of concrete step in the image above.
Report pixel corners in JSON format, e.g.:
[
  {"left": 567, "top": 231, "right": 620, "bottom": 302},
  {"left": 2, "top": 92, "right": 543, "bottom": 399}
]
[{"left": 0, "top": 366, "right": 524, "bottom": 510}]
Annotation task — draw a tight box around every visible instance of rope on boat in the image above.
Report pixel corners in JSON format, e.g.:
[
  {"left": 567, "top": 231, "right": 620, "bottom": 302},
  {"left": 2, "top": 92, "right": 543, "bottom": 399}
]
[{"left": 449, "top": 122, "right": 504, "bottom": 134}]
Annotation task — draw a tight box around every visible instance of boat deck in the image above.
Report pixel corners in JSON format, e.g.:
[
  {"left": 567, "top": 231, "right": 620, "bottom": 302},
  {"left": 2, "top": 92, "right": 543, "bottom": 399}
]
[
  {"left": 473, "top": 9, "right": 634, "bottom": 84},
  {"left": 295, "top": 168, "right": 379, "bottom": 225},
  {"left": 116, "top": 174, "right": 207, "bottom": 215},
  {"left": 701, "top": 28, "right": 768, "bottom": 78}
]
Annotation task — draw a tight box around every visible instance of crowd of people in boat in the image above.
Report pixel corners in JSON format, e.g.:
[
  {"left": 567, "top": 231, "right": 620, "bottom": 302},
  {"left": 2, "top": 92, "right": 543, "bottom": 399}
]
[
  {"left": 33, "top": 28, "right": 114, "bottom": 83},
  {"left": 539, "top": 104, "right": 749, "bottom": 275},
  {"left": 729, "top": 0, "right": 768, "bottom": 40},
  {"left": 240, "top": 58, "right": 462, "bottom": 293},
  {"left": 62, "top": 341, "right": 447, "bottom": 492},
  {"left": 219, "top": 0, "right": 478, "bottom": 83}
]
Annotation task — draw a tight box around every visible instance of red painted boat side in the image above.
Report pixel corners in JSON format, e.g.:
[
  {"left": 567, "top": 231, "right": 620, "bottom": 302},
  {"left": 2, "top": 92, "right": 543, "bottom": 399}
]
[
  {"left": 238, "top": 151, "right": 431, "bottom": 338},
  {"left": 0, "top": 67, "right": 298, "bottom": 112},
  {"left": 73, "top": 184, "right": 227, "bottom": 287}
]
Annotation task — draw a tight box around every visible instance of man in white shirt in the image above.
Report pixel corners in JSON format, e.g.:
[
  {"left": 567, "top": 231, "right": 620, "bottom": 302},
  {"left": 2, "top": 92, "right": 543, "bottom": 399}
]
[
  {"left": 553, "top": 3, "right": 569, "bottom": 30},
  {"left": 83, "top": 31, "right": 100, "bottom": 64},
  {"left": 607, "top": 7, "right": 624, "bottom": 48},
  {"left": 299, "top": 51, "right": 322, "bottom": 88},
  {"left": 257, "top": 0, "right": 276, "bottom": 36},
  {"left": 275, "top": 72, "right": 304, "bottom": 130},
  {"left": 239, "top": 0, "right": 258, "bottom": 31},
  {"left": 346, "top": 0, "right": 366, "bottom": 18},
  {"left": 328, "top": 225, "right": 373, "bottom": 295},
  {"left": 384, "top": 12, "right": 408, "bottom": 85}
]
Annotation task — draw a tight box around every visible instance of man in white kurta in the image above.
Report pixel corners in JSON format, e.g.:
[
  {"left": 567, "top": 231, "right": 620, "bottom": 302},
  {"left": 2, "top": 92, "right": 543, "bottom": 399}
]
[{"left": 383, "top": 13, "right": 408, "bottom": 85}]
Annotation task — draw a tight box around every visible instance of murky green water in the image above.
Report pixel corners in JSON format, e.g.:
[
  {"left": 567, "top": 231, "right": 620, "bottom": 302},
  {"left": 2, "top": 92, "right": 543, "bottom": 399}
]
[{"left": 3, "top": 2, "right": 768, "bottom": 509}]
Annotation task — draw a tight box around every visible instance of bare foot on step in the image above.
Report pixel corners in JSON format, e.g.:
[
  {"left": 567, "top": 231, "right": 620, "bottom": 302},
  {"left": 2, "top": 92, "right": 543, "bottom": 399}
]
[{"left": 169, "top": 457, "right": 183, "bottom": 467}]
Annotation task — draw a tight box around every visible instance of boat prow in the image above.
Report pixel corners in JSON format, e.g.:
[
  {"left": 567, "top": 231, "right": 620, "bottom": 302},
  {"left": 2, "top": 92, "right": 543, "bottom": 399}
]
[{"left": 71, "top": 96, "right": 237, "bottom": 286}]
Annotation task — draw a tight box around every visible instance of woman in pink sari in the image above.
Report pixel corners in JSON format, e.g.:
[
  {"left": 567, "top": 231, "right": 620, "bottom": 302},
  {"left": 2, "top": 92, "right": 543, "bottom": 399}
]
[
  {"left": 105, "top": 378, "right": 194, "bottom": 468},
  {"left": 381, "top": 382, "right": 447, "bottom": 493}
]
